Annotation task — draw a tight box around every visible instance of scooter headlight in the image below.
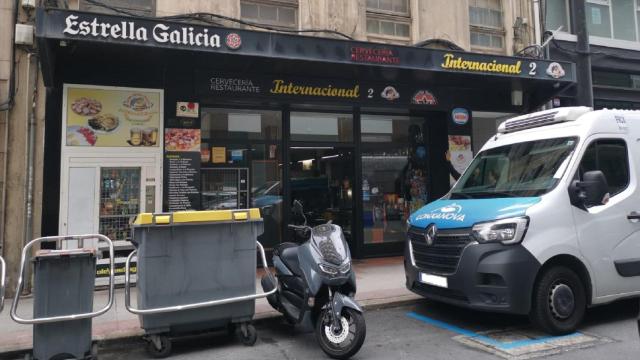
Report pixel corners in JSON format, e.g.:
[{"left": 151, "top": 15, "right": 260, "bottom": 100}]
[
  {"left": 471, "top": 216, "right": 529, "bottom": 245},
  {"left": 319, "top": 261, "right": 350, "bottom": 276}
]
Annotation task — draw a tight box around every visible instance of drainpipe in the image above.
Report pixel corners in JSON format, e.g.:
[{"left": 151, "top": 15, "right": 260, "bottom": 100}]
[{"left": 22, "top": 51, "right": 38, "bottom": 293}]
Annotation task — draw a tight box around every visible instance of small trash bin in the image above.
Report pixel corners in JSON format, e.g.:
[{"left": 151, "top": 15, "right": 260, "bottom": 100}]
[
  {"left": 11, "top": 235, "right": 115, "bottom": 360},
  {"left": 124, "top": 209, "right": 277, "bottom": 358}
]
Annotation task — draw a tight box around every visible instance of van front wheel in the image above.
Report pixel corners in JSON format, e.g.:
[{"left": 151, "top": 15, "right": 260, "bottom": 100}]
[{"left": 530, "top": 266, "right": 586, "bottom": 335}]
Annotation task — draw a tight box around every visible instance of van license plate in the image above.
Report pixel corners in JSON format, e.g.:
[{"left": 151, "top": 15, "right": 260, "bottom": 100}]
[{"left": 420, "top": 273, "right": 448, "bottom": 288}]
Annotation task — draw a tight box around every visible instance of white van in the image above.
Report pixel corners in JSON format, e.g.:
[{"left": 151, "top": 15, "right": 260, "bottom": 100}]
[{"left": 405, "top": 107, "right": 640, "bottom": 334}]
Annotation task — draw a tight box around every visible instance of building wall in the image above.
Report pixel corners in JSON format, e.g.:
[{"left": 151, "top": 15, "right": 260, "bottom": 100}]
[{"left": 0, "top": 2, "right": 47, "bottom": 295}]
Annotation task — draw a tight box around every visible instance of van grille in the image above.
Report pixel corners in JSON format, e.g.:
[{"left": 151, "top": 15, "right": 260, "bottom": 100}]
[
  {"left": 504, "top": 111, "right": 559, "bottom": 133},
  {"left": 408, "top": 226, "right": 473, "bottom": 275}
]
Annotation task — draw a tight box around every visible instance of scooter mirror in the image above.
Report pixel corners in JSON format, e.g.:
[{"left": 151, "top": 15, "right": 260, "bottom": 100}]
[{"left": 293, "top": 200, "right": 304, "bottom": 214}]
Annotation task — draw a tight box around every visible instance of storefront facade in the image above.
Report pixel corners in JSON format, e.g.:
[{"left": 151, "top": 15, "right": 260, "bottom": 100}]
[{"left": 35, "top": 8, "right": 575, "bottom": 275}]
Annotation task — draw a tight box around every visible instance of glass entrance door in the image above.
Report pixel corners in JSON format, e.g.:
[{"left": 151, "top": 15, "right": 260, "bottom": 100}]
[{"left": 288, "top": 147, "right": 355, "bottom": 245}]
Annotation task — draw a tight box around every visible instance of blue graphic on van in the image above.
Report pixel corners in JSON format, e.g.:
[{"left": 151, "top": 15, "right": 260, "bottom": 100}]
[{"left": 410, "top": 197, "right": 540, "bottom": 229}]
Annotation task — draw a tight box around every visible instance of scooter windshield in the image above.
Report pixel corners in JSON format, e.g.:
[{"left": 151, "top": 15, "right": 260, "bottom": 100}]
[{"left": 311, "top": 224, "right": 348, "bottom": 265}]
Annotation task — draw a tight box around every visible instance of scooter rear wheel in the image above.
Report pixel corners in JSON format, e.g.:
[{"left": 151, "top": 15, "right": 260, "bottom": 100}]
[{"left": 316, "top": 307, "right": 366, "bottom": 359}]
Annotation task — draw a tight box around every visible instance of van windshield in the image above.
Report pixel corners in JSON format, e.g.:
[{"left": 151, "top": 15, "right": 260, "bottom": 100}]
[{"left": 449, "top": 137, "right": 578, "bottom": 199}]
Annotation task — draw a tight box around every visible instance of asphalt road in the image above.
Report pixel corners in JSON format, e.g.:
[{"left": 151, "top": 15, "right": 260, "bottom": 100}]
[{"left": 54, "top": 299, "right": 640, "bottom": 360}]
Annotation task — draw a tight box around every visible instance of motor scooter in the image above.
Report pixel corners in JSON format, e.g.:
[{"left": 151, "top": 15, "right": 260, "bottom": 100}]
[{"left": 261, "top": 200, "right": 366, "bottom": 359}]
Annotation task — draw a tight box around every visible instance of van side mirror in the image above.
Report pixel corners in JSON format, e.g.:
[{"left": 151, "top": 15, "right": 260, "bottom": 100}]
[{"left": 569, "top": 170, "right": 610, "bottom": 209}]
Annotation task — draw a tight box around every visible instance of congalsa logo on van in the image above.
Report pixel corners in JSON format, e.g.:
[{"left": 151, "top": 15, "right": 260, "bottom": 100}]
[{"left": 415, "top": 203, "right": 465, "bottom": 222}]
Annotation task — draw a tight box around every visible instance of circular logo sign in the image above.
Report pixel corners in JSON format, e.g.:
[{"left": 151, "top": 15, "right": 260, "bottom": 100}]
[
  {"left": 225, "top": 33, "right": 242, "bottom": 50},
  {"left": 451, "top": 108, "right": 469, "bottom": 125}
]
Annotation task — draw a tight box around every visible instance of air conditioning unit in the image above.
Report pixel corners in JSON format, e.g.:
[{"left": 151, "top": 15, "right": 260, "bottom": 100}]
[{"left": 15, "top": 24, "right": 34, "bottom": 46}]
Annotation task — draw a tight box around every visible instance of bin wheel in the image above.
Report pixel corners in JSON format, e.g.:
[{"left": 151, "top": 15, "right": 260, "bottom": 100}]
[
  {"left": 146, "top": 335, "right": 172, "bottom": 358},
  {"left": 88, "top": 342, "right": 99, "bottom": 359},
  {"left": 238, "top": 323, "right": 257, "bottom": 346}
]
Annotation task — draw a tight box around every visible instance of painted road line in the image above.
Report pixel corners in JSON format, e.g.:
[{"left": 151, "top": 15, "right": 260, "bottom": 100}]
[{"left": 406, "top": 311, "right": 582, "bottom": 351}]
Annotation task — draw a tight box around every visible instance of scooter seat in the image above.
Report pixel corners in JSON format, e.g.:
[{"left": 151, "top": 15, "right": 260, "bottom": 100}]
[{"left": 274, "top": 242, "right": 302, "bottom": 276}]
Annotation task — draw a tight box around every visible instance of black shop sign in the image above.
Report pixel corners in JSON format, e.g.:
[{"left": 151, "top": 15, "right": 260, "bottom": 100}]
[{"left": 196, "top": 72, "right": 448, "bottom": 108}]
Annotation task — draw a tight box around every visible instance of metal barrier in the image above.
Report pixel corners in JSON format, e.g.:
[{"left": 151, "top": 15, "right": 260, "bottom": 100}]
[
  {"left": 0, "top": 255, "right": 5, "bottom": 313},
  {"left": 10, "top": 234, "right": 115, "bottom": 324},
  {"left": 124, "top": 241, "right": 277, "bottom": 315}
]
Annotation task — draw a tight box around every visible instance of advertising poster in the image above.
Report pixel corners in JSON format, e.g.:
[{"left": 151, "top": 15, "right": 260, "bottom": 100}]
[
  {"left": 164, "top": 128, "right": 201, "bottom": 152},
  {"left": 65, "top": 87, "right": 161, "bottom": 147},
  {"left": 448, "top": 135, "right": 473, "bottom": 187}
]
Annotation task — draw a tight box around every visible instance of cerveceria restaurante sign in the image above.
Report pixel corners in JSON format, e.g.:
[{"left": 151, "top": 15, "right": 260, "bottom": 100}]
[
  {"left": 441, "top": 53, "right": 522, "bottom": 75},
  {"left": 62, "top": 14, "right": 222, "bottom": 48}
]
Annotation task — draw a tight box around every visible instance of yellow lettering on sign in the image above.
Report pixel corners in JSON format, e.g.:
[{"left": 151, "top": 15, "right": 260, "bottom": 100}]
[
  {"left": 441, "top": 53, "right": 522, "bottom": 75},
  {"left": 269, "top": 80, "right": 359, "bottom": 98}
]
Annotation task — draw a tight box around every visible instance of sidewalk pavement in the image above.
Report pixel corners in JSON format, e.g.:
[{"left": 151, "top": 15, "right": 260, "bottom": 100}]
[{"left": 0, "top": 256, "right": 419, "bottom": 354}]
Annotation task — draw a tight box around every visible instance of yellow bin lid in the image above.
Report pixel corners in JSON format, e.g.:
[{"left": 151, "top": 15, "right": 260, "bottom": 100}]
[{"left": 133, "top": 208, "right": 262, "bottom": 225}]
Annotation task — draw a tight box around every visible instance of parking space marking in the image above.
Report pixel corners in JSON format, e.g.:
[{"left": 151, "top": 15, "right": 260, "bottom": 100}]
[
  {"left": 407, "top": 311, "right": 580, "bottom": 350},
  {"left": 406, "top": 311, "right": 609, "bottom": 358}
]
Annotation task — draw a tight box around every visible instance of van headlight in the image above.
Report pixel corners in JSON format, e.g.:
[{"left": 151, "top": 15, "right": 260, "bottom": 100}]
[{"left": 471, "top": 217, "right": 529, "bottom": 245}]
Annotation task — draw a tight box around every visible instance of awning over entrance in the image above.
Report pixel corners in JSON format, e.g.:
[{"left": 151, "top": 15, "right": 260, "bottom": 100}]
[{"left": 35, "top": 8, "right": 576, "bottom": 113}]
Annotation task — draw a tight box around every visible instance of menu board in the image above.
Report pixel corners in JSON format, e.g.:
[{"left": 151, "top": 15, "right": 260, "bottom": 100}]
[
  {"left": 65, "top": 86, "right": 161, "bottom": 147},
  {"left": 164, "top": 151, "right": 201, "bottom": 211}
]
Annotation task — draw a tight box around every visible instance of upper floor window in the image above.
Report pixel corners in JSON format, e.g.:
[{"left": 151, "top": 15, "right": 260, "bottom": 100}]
[
  {"left": 587, "top": 0, "right": 637, "bottom": 41},
  {"left": 546, "top": 0, "right": 640, "bottom": 44},
  {"left": 79, "top": 0, "right": 155, "bottom": 17},
  {"left": 469, "top": 0, "right": 505, "bottom": 51},
  {"left": 240, "top": 0, "right": 298, "bottom": 29},
  {"left": 545, "top": 0, "right": 571, "bottom": 32},
  {"left": 366, "top": 0, "right": 411, "bottom": 42}
]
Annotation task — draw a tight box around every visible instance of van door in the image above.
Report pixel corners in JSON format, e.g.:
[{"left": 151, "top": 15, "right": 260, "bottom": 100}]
[{"left": 570, "top": 137, "right": 640, "bottom": 299}]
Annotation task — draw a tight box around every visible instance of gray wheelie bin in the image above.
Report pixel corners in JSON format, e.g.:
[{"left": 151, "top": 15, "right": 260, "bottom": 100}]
[
  {"left": 11, "top": 235, "right": 115, "bottom": 360},
  {"left": 124, "top": 209, "right": 277, "bottom": 358}
]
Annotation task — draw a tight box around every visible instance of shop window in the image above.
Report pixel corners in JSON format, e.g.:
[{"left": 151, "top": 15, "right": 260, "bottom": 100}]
[
  {"left": 545, "top": 0, "right": 571, "bottom": 32},
  {"left": 366, "top": 0, "right": 411, "bottom": 42},
  {"left": 79, "top": 0, "right": 155, "bottom": 17},
  {"left": 578, "top": 139, "right": 629, "bottom": 197},
  {"left": 241, "top": 0, "right": 298, "bottom": 29},
  {"left": 288, "top": 148, "right": 354, "bottom": 242},
  {"left": 290, "top": 112, "right": 353, "bottom": 142},
  {"left": 201, "top": 108, "right": 281, "bottom": 142},
  {"left": 360, "top": 115, "right": 425, "bottom": 245},
  {"left": 469, "top": 0, "right": 505, "bottom": 52}
]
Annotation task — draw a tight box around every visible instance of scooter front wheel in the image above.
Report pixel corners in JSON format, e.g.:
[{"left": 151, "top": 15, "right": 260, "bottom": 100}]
[{"left": 316, "top": 307, "right": 366, "bottom": 359}]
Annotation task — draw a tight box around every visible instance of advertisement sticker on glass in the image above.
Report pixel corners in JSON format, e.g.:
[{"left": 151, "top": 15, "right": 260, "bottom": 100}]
[
  {"left": 164, "top": 128, "right": 201, "bottom": 152},
  {"left": 448, "top": 135, "right": 473, "bottom": 187},
  {"left": 65, "top": 86, "right": 161, "bottom": 147},
  {"left": 212, "top": 147, "right": 226, "bottom": 163},
  {"left": 176, "top": 101, "right": 199, "bottom": 118}
]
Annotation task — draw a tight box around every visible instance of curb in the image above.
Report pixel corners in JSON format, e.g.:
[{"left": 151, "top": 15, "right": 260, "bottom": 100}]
[{"left": 0, "top": 294, "right": 423, "bottom": 359}]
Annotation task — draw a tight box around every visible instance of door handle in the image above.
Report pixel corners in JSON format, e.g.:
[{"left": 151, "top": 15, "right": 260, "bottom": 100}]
[{"left": 627, "top": 212, "right": 640, "bottom": 220}]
